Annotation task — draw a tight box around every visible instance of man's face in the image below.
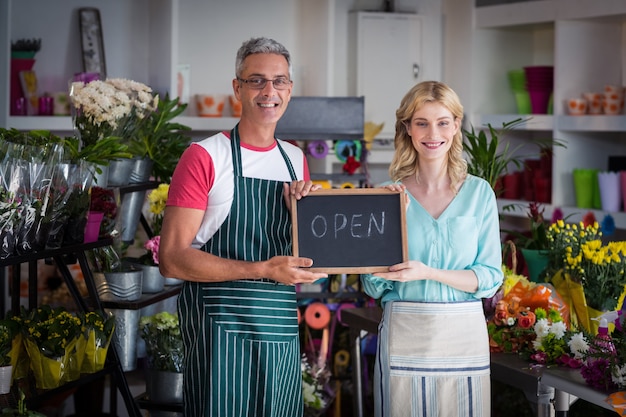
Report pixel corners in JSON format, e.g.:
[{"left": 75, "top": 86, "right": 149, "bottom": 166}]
[{"left": 233, "top": 53, "right": 292, "bottom": 126}]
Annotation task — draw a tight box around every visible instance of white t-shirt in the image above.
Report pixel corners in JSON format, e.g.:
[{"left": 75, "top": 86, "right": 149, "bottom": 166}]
[{"left": 167, "top": 130, "right": 309, "bottom": 247}]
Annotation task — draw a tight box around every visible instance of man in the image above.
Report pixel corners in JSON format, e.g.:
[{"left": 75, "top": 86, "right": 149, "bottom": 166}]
[{"left": 159, "top": 37, "right": 328, "bottom": 416}]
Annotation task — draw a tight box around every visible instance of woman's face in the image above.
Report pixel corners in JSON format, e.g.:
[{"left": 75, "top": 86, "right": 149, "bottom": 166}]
[{"left": 405, "top": 101, "right": 460, "bottom": 162}]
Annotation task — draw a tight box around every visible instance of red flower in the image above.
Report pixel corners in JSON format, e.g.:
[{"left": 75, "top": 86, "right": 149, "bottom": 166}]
[
  {"left": 517, "top": 311, "right": 536, "bottom": 329},
  {"left": 342, "top": 156, "right": 361, "bottom": 175}
]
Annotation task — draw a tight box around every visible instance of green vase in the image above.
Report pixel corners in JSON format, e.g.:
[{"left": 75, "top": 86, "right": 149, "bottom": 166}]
[{"left": 521, "top": 248, "right": 549, "bottom": 283}]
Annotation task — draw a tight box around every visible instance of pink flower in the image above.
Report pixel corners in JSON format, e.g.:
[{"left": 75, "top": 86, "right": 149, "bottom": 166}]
[{"left": 144, "top": 235, "right": 160, "bottom": 265}]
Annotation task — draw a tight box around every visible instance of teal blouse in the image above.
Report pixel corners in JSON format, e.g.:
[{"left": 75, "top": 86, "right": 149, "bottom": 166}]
[{"left": 361, "top": 175, "right": 504, "bottom": 304}]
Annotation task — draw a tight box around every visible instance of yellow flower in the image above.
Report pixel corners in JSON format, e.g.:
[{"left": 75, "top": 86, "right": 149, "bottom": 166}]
[{"left": 148, "top": 183, "right": 169, "bottom": 216}]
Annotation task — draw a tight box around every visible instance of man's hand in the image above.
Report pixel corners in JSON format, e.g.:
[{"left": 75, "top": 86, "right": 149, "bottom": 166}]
[
  {"left": 283, "top": 180, "right": 322, "bottom": 211},
  {"left": 262, "top": 255, "right": 328, "bottom": 285}
]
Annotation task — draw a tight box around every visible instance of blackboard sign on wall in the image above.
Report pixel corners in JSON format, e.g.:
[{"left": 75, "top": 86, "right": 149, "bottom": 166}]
[{"left": 291, "top": 188, "right": 408, "bottom": 273}]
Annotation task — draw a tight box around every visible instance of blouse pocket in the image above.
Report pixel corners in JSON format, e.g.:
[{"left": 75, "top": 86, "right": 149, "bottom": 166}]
[{"left": 448, "top": 217, "right": 478, "bottom": 255}]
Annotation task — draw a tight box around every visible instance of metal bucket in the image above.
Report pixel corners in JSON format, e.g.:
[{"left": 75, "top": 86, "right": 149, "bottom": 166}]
[
  {"left": 120, "top": 157, "right": 154, "bottom": 243},
  {"left": 146, "top": 370, "right": 183, "bottom": 404},
  {"left": 106, "top": 308, "right": 141, "bottom": 372},
  {"left": 94, "top": 269, "right": 143, "bottom": 302},
  {"left": 107, "top": 159, "right": 134, "bottom": 186},
  {"left": 135, "top": 263, "right": 165, "bottom": 294}
]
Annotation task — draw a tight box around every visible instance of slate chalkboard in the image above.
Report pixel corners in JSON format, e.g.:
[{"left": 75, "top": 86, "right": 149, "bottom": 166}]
[{"left": 291, "top": 188, "right": 407, "bottom": 273}]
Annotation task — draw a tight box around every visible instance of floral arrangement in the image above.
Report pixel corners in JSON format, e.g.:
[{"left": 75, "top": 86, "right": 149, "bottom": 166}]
[
  {"left": 575, "top": 312, "right": 626, "bottom": 391},
  {"left": 0, "top": 318, "right": 19, "bottom": 367},
  {"left": 138, "top": 184, "right": 168, "bottom": 266},
  {"left": 69, "top": 78, "right": 158, "bottom": 148},
  {"left": 78, "top": 311, "right": 115, "bottom": 374},
  {"left": 504, "top": 202, "right": 551, "bottom": 251},
  {"left": 528, "top": 307, "right": 587, "bottom": 367},
  {"left": 485, "top": 262, "right": 575, "bottom": 357},
  {"left": 139, "top": 311, "right": 184, "bottom": 373},
  {"left": 301, "top": 354, "right": 331, "bottom": 415},
  {"left": 147, "top": 183, "right": 168, "bottom": 235},
  {"left": 546, "top": 219, "right": 626, "bottom": 312},
  {"left": 20, "top": 305, "right": 84, "bottom": 388},
  {"left": 90, "top": 186, "right": 118, "bottom": 238}
]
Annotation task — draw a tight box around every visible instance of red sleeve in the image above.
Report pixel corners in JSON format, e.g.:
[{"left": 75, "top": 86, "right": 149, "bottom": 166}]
[
  {"left": 303, "top": 153, "right": 311, "bottom": 181},
  {"left": 167, "top": 143, "right": 214, "bottom": 210}
]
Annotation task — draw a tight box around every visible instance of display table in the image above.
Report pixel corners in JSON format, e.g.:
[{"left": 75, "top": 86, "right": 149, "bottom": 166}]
[{"left": 340, "top": 306, "right": 622, "bottom": 417}]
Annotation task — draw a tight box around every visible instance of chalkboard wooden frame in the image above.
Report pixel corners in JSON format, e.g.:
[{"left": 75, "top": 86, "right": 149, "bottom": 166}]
[{"left": 291, "top": 188, "right": 408, "bottom": 273}]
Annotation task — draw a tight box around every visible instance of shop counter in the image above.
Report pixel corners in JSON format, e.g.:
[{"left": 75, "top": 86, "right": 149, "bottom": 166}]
[{"left": 340, "top": 306, "right": 622, "bottom": 417}]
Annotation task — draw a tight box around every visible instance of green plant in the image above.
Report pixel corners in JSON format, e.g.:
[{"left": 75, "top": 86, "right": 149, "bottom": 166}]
[
  {"left": 128, "top": 94, "right": 191, "bottom": 182},
  {"left": 502, "top": 202, "right": 551, "bottom": 250},
  {"left": 139, "top": 312, "right": 184, "bottom": 372},
  {"left": 463, "top": 118, "right": 527, "bottom": 192},
  {"left": 0, "top": 389, "right": 45, "bottom": 417}
]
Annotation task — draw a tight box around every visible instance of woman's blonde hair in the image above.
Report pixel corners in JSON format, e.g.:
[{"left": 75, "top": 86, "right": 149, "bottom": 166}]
[{"left": 388, "top": 81, "right": 467, "bottom": 193}]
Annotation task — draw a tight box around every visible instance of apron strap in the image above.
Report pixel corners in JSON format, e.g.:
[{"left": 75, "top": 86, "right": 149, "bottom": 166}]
[{"left": 230, "top": 124, "right": 298, "bottom": 181}]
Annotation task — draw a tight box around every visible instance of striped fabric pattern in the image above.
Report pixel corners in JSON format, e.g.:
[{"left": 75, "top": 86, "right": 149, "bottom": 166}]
[
  {"left": 375, "top": 300, "right": 490, "bottom": 417},
  {"left": 177, "top": 125, "right": 303, "bottom": 416}
]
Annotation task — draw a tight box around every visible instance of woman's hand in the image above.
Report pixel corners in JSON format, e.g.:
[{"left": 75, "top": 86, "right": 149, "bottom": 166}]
[{"left": 375, "top": 261, "right": 428, "bottom": 282}]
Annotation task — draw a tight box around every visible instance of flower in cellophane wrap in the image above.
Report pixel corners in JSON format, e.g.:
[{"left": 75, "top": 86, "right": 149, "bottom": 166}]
[
  {"left": 13, "top": 142, "right": 64, "bottom": 255},
  {"left": 485, "top": 269, "right": 571, "bottom": 354},
  {"left": 21, "top": 306, "right": 82, "bottom": 389},
  {"left": 0, "top": 141, "right": 22, "bottom": 259},
  {"left": 79, "top": 311, "right": 115, "bottom": 374}
]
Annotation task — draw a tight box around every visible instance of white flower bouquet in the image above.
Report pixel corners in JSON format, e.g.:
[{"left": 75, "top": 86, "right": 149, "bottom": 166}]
[{"left": 69, "top": 78, "right": 158, "bottom": 148}]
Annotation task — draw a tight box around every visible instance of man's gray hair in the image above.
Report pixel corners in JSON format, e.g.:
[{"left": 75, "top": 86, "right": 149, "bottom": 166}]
[{"left": 235, "top": 37, "right": 292, "bottom": 78}]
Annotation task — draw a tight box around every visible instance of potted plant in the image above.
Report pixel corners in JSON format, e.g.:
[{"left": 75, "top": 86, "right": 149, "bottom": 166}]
[
  {"left": 139, "top": 311, "right": 184, "bottom": 404},
  {"left": 463, "top": 118, "right": 528, "bottom": 194},
  {"left": 127, "top": 94, "right": 191, "bottom": 183},
  {"left": 0, "top": 390, "right": 45, "bottom": 417}
]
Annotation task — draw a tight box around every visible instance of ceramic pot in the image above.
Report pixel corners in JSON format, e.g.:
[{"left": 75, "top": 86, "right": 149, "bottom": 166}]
[
  {"left": 521, "top": 248, "right": 549, "bottom": 283},
  {"left": 0, "top": 365, "right": 12, "bottom": 394}
]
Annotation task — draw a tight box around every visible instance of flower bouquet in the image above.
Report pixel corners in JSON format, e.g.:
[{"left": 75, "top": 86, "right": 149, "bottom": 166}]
[
  {"left": 485, "top": 266, "right": 571, "bottom": 354},
  {"left": 139, "top": 312, "right": 183, "bottom": 373},
  {"left": 78, "top": 310, "right": 115, "bottom": 374},
  {"left": 527, "top": 307, "right": 588, "bottom": 367},
  {"left": 89, "top": 186, "right": 118, "bottom": 239},
  {"left": 546, "top": 218, "right": 626, "bottom": 334},
  {"left": 21, "top": 306, "right": 83, "bottom": 389},
  {"left": 70, "top": 77, "right": 158, "bottom": 149},
  {"left": 301, "top": 354, "right": 332, "bottom": 416},
  {"left": 0, "top": 133, "right": 65, "bottom": 255},
  {"left": 135, "top": 184, "right": 168, "bottom": 267}
]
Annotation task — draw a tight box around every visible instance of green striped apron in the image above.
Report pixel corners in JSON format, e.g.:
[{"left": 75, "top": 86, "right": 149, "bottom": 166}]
[{"left": 178, "top": 125, "right": 303, "bottom": 417}]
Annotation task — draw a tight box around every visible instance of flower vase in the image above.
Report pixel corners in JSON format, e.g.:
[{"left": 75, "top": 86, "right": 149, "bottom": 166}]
[
  {"left": 573, "top": 168, "right": 597, "bottom": 209},
  {"left": 106, "top": 308, "right": 140, "bottom": 372},
  {"left": 10, "top": 58, "right": 35, "bottom": 115},
  {"left": 120, "top": 157, "right": 153, "bottom": 243},
  {"left": 0, "top": 365, "right": 12, "bottom": 394},
  {"left": 131, "top": 263, "right": 165, "bottom": 294},
  {"left": 520, "top": 248, "right": 549, "bottom": 283},
  {"left": 84, "top": 211, "right": 104, "bottom": 243},
  {"left": 597, "top": 171, "right": 621, "bottom": 212}
]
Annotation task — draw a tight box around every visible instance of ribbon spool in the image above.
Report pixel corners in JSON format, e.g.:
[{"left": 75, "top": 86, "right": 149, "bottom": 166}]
[
  {"left": 334, "top": 349, "right": 350, "bottom": 370},
  {"left": 340, "top": 182, "right": 355, "bottom": 189},
  {"left": 334, "top": 140, "right": 362, "bottom": 162},
  {"left": 307, "top": 140, "right": 329, "bottom": 158},
  {"left": 336, "top": 303, "right": 357, "bottom": 327},
  {"left": 304, "top": 302, "right": 331, "bottom": 330}
]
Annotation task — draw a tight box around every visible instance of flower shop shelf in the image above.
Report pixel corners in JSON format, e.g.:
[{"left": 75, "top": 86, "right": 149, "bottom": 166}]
[
  {"left": 134, "top": 392, "right": 182, "bottom": 413},
  {"left": 100, "top": 284, "right": 182, "bottom": 310},
  {"left": 0, "top": 238, "right": 143, "bottom": 417}
]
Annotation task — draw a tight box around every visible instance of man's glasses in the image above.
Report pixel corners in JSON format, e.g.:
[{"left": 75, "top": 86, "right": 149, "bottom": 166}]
[{"left": 237, "top": 77, "right": 292, "bottom": 90}]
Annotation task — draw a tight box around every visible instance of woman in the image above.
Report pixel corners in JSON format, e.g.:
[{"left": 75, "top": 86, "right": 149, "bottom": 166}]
[{"left": 362, "top": 81, "right": 503, "bottom": 417}]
